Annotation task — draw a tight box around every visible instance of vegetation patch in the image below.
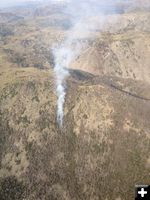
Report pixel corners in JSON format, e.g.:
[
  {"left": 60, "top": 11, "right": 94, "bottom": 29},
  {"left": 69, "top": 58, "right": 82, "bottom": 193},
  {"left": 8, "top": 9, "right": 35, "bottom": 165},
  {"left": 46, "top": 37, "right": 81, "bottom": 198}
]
[{"left": 0, "top": 176, "right": 26, "bottom": 200}]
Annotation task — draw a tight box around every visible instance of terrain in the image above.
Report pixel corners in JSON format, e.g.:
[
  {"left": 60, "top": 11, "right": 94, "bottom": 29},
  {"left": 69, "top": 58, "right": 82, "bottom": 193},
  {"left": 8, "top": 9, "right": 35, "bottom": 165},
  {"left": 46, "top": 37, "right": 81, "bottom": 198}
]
[{"left": 0, "top": 1, "right": 150, "bottom": 200}]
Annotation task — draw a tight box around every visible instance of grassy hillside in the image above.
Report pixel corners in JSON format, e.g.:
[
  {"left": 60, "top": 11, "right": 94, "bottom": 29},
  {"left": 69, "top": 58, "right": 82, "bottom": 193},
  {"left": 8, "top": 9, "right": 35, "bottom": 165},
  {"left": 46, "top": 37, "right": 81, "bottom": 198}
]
[{"left": 0, "top": 2, "right": 150, "bottom": 200}]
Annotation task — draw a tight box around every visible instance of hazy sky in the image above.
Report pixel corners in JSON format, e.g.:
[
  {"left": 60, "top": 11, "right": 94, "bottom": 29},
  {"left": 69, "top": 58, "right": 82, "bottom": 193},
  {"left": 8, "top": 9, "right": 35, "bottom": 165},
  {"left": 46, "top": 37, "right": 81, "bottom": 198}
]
[
  {"left": 0, "top": 0, "right": 70, "bottom": 8},
  {"left": 0, "top": 0, "right": 44, "bottom": 8},
  {"left": 1, "top": 0, "right": 149, "bottom": 10}
]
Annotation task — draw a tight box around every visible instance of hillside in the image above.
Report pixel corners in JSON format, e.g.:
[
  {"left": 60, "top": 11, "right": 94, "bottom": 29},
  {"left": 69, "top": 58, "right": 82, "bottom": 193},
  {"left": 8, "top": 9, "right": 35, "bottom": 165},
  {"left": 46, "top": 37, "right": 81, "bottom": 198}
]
[{"left": 0, "top": 1, "right": 150, "bottom": 200}]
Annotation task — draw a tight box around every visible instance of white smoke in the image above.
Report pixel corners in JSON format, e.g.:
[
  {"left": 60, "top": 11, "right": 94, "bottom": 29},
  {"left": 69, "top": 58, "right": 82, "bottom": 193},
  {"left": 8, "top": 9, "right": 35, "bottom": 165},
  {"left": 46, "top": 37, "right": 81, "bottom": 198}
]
[
  {"left": 52, "top": 0, "right": 148, "bottom": 127},
  {"left": 53, "top": 0, "right": 117, "bottom": 127},
  {"left": 53, "top": 46, "right": 73, "bottom": 127}
]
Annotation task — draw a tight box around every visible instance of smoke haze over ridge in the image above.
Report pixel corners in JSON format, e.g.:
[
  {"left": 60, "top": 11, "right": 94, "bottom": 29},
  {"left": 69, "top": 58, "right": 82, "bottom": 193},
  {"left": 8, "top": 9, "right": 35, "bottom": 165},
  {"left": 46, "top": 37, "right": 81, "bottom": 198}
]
[
  {"left": 52, "top": 0, "right": 125, "bottom": 127},
  {"left": 52, "top": 0, "right": 150, "bottom": 127},
  {"left": 0, "top": 0, "right": 149, "bottom": 126}
]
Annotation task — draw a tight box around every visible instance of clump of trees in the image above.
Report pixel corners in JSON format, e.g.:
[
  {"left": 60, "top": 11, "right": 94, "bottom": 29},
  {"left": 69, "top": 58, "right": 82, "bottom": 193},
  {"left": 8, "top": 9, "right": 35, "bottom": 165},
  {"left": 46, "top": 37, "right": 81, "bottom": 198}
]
[
  {"left": 0, "top": 176, "right": 26, "bottom": 200},
  {"left": 0, "top": 25, "right": 14, "bottom": 38}
]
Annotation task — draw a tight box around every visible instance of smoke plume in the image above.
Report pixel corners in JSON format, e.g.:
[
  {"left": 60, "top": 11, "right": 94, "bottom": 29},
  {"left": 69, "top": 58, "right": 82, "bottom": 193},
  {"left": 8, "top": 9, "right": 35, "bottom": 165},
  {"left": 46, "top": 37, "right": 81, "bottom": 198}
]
[
  {"left": 53, "top": 46, "right": 72, "bottom": 127},
  {"left": 53, "top": 0, "right": 118, "bottom": 127},
  {"left": 52, "top": 0, "right": 148, "bottom": 127}
]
